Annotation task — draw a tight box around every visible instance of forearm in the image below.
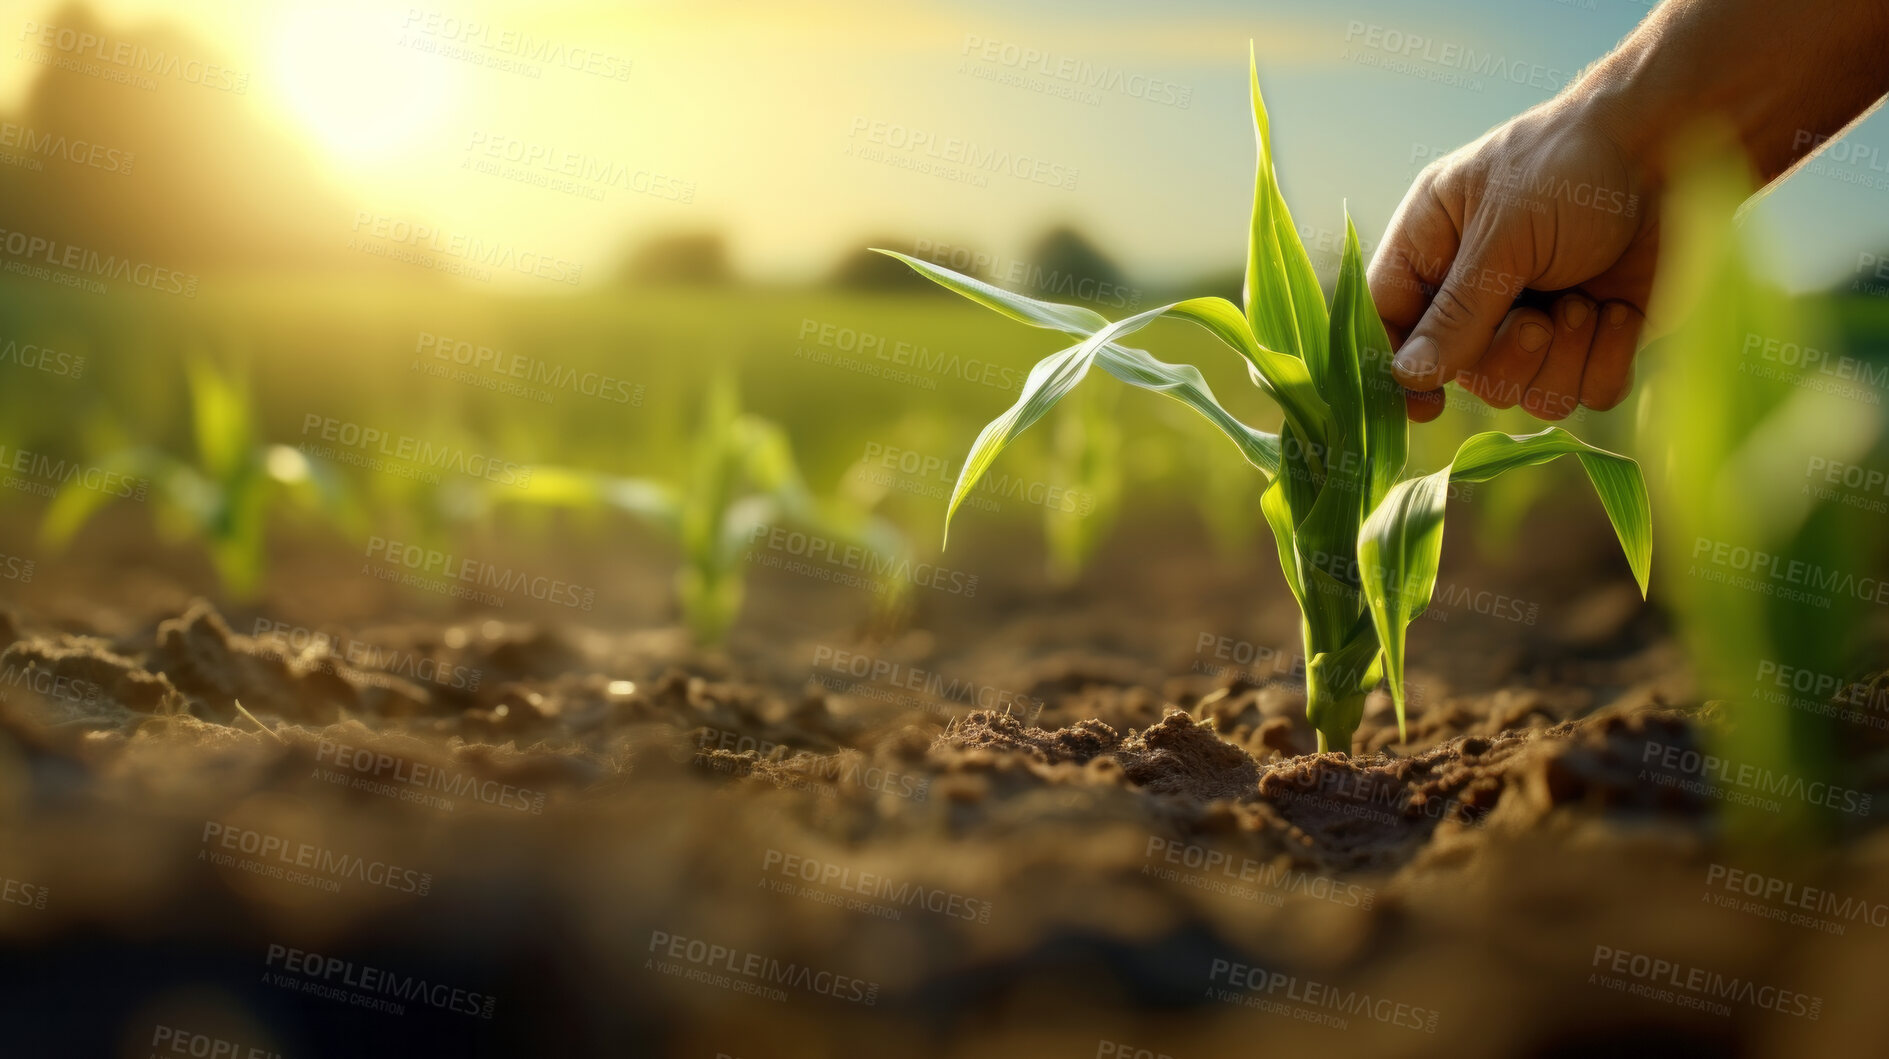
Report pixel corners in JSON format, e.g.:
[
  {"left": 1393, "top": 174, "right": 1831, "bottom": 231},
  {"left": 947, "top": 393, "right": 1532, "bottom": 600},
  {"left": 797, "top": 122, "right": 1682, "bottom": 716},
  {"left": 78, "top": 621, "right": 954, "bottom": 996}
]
[{"left": 1575, "top": 0, "right": 1889, "bottom": 188}]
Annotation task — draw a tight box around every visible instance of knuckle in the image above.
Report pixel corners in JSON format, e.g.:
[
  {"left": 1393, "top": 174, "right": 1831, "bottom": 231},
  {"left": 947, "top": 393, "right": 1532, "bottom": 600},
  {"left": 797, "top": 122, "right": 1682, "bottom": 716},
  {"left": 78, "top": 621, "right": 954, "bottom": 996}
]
[{"left": 1426, "top": 282, "right": 1481, "bottom": 330}]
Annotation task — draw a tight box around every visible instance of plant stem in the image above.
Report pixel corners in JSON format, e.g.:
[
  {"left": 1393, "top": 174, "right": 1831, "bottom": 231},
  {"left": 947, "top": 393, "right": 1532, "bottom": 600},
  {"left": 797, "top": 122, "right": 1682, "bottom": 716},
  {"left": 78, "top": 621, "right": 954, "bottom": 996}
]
[{"left": 1305, "top": 648, "right": 1369, "bottom": 755}]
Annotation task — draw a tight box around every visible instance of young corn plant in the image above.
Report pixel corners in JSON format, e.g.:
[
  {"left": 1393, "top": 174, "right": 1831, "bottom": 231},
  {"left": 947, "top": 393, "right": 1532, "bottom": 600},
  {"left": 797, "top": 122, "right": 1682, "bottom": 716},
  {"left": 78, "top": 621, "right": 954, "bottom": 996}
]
[
  {"left": 41, "top": 357, "right": 359, "bottom": 598},
  {"left": 1043, "top": 383, "right": 1123, "bottom": 586},
  {"left": 876, "top": 50, "right": 1652, "bottom": 753},
  {"left": 1642, "top": 140, "right": 1878, "bottom": 842},
  {"left": 485, "top": 380, "right": 907, "bottom": 644}
]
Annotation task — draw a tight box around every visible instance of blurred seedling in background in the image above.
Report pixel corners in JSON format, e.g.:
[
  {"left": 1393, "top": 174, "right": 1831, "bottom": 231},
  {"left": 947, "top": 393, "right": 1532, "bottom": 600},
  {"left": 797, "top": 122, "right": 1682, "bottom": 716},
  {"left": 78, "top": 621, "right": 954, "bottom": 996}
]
[
  {"left": 1043, "top": 382, "right": 1123, "bottom": 586},
  {"left": 879, "top": 47, "right": 1652, "bottom": 753},
  {"left": 482, "top": 379, "right": 907, "bottom": 644},
  {"left": 41, "top": 357, "right": 360, "bottom": 598},
  {"left": 1643, "top": 130, "right": 1883, "bottom": 845}
]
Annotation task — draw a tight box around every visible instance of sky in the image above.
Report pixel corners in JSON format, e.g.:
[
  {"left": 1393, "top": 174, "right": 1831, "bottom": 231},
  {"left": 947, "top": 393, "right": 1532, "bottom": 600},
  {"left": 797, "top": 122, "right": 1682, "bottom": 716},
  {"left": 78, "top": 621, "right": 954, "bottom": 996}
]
[{"left": 5, "top": 0, "right": 1885, "bottom": 289}]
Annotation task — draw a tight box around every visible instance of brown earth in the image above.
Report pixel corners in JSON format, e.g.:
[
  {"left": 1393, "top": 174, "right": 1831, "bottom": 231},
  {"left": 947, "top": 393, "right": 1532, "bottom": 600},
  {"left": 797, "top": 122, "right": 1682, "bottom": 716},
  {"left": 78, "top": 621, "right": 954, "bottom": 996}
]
[{"left": 0, "top": 503, "right": 1884, "bottom": 1059}]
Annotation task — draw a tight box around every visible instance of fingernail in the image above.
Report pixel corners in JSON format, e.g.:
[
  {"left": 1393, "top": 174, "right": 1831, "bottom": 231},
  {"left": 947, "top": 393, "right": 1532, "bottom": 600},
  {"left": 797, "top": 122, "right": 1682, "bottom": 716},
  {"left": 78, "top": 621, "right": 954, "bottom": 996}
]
[
  {"left": 1605, "top": 303, "right": 1629, "bottom": 327},
  {"left": 1563, "top": 299, "right": 1590, "bottom": 329},
  {"left": 1393, "top": 335, "right": 1439, "bottom": 379},
  {"left": 1520, "top": 321, "right": 1550, "bottom": 352}
]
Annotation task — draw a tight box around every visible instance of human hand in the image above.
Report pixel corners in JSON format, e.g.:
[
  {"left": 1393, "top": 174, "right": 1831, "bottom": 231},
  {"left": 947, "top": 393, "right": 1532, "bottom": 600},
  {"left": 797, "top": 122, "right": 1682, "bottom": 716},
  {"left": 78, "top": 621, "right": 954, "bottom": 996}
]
[{"left": 1368, "top": 98, "right": 1657, "bottom": 423}]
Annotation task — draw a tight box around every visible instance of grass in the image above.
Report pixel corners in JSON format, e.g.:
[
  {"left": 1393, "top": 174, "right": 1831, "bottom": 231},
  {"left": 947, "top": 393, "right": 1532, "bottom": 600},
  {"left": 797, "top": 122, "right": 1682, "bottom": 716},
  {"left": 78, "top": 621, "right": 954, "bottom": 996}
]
[{"left": 880, "top": 47, "right": 1653, "bottom": 753}]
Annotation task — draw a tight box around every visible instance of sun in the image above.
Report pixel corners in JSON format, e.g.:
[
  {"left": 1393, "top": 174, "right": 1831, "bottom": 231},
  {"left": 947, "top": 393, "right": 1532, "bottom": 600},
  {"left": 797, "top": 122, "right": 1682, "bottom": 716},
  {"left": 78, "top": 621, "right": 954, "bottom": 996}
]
[{"left": 269, "top": 4, "right": 456, "bottom": 166}]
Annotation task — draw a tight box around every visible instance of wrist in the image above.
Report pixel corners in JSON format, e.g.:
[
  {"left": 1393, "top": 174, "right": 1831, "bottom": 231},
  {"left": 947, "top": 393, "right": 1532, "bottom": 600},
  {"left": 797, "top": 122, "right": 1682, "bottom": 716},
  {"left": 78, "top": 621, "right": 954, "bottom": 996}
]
[{"left": 1565, "top": 42, "right": 1671, "bottom": 197}]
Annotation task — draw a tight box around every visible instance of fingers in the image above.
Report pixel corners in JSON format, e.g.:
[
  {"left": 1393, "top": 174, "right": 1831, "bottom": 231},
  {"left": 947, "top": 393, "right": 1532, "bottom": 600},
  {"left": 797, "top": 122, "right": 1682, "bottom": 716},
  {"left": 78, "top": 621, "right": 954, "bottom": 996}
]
[
  {"left": 1404, "top": 387, "right": 1446, "bottom": 423},
  {"left": 1461, "top": 307, "right": 1553, "bottom": 409},
  {"left": 1367, "top": 178, "right": 1456, "bottom": 338},
  {"left": 1579, "top": 301, "right": 1644, "bottom": 411},
  {"left": 1521, "top": 293, "right": 1597, "bottom": 421},
  {"left": 1390, "top": 231, "right": 1526, "bottom": 393}
]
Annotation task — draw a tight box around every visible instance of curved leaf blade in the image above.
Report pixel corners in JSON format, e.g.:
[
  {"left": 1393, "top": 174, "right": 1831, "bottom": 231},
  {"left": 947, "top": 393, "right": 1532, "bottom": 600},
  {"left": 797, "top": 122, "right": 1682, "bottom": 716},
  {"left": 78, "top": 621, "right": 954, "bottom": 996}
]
[
  {"left": 943, "top": 302, "right": 1288, "bottom": 540},
  {"left": 1243, "top": 44, "right": 1328, "bottom": 366},
  {"left": 1358, "top": 427, "right": 1653, "bottom": 738},
  {"left": 870, "top": 249, "right": 1109, "bottom": 334},
  {"left": 1095, "top": 342, "right": 1281, "bottom": 475},
  {"left": 1447, "top": 429, "right": 1652, "bottom": 596},
  {"left": 877, "top": 250, "right": 1327, "bottom": 443},
  {"left": 1160, "top": 295, "right": 1329, "bottom": 445},
  {"left": 945, "top": 340, "right": 1101, "bottom": 541}
]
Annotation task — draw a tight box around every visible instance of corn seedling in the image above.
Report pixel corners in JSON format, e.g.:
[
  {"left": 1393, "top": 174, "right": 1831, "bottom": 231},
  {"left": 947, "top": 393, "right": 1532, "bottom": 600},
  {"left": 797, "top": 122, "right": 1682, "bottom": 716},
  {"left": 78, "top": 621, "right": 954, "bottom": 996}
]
[
  {"left": 42, "top": 358, "right": 358, "bottom": 598},
  {"left": 1643, "top": 136, "right": 1878, "bottom": 842},
  {"left": 1043, "top": 383, "right": 1123, "bottom": 586},
  {"left": 489, "top": 380, "right": 906, "bottom": 644},
  {"left": 877, "top": 49, "right": 1652, "bottom": 753}
]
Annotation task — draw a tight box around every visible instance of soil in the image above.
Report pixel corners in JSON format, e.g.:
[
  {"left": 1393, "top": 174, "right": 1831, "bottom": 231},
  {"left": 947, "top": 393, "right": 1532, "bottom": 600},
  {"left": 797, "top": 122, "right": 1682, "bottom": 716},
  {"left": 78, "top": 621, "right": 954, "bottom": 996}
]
[{"left": 0, "top": 503, "right": 1885, "bottom": 1059}]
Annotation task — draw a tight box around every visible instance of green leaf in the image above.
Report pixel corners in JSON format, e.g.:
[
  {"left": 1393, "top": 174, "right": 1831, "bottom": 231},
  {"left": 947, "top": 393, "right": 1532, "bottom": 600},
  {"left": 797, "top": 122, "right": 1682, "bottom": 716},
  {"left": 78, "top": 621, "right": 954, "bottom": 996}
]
[
  {"left": 1341, "top": 214, "right": 1407, "bottom": 510},
  {"left": 1259, "top": 475, "right": 1305, "bottom": 612},
  {"left": 1243, "top": 44, "right": 1328, "bottom": 367},
  {"left": 878, "top": 251, "right": 1328, "bottom": 445},
  {"left": 871, "top": 249, "right": 1108, "bottom": 334},
  {"left": 1357, "top": 427, "right": 1653, "bottom": 737},
  {"left": 1355, "top": 467, "right": 1451, "bottom": 741},
  {"left": 41, "top": 448, "right": 165, "bottom": 549},
  {"left": 1158, "top": 296, "right": 1329, "bottom": 448},
  {"left": 944, "top": 339, "right": 1100, "bottom": 541},
  {"left": 1095, "top": 342, "right": 1281, "bottom": 475},
  {"left": 941, "top": 300, "right": 1286, "bottom": 540},
  {"left": 1448, "top": 430, "right": 1652, "bottom": 596},
  {"left": 186, "top": 358, "right": 250, "bottom": 483}
]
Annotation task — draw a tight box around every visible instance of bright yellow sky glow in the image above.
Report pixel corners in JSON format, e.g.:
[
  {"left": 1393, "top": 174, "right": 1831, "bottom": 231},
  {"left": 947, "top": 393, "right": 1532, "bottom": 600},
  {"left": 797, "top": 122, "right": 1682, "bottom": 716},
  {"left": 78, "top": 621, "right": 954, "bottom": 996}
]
[{"left": 5, "top": 0, "right": 1882, "bottom": 289}]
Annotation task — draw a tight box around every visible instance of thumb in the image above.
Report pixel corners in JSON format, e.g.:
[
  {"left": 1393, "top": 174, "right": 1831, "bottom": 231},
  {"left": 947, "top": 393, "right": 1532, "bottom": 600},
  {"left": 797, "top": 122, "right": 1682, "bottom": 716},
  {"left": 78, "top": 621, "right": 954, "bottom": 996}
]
[{"left": 1391, "top": 238, "right": 1527, "bottom": 391}]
